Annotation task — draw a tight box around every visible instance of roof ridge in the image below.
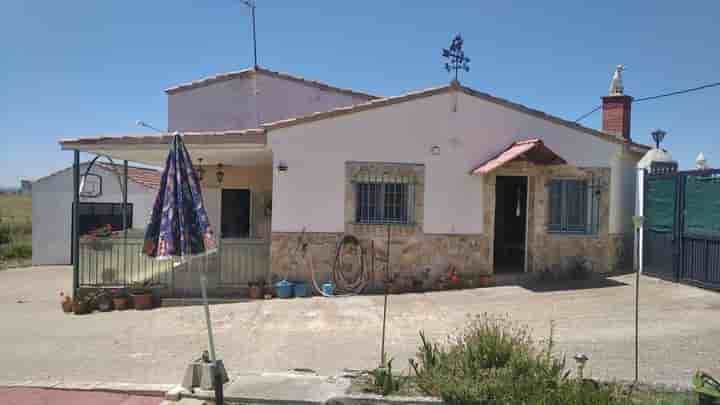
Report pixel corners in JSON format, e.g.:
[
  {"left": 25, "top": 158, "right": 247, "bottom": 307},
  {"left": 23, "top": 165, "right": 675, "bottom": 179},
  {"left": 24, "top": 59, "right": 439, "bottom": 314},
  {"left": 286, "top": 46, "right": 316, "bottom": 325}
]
[{"left": 164, "top": 65, "right": 379, "bottom": 99}]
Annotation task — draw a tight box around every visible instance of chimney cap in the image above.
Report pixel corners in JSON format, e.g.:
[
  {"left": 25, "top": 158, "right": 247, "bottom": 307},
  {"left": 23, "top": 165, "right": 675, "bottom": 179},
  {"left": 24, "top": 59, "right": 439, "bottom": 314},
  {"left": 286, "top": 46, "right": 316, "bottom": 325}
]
[{"left": 609, "top": 65, "right": 625, "bottom": 96}]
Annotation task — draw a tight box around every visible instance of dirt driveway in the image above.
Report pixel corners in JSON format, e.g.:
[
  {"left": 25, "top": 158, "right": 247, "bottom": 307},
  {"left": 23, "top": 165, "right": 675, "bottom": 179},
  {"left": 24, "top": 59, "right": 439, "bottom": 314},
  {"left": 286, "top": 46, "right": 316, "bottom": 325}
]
[{"left": 1, "top": 266, "right": 718, "bottom": 387}]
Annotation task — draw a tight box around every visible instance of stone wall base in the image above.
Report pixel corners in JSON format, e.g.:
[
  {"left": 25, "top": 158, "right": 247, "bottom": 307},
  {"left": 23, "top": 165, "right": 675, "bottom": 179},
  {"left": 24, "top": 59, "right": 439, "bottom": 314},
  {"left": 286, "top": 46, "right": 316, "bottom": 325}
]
[{"left": 270, "top": 232, "right": 490, "bottom": 293}]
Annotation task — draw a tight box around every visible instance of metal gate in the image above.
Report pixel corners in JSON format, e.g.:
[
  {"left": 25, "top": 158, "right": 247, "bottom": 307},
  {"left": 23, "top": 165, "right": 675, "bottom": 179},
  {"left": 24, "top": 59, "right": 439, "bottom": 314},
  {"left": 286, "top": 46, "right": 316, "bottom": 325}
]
[{"left": 644, "top": 166, "right": 720, "bottom": 289}]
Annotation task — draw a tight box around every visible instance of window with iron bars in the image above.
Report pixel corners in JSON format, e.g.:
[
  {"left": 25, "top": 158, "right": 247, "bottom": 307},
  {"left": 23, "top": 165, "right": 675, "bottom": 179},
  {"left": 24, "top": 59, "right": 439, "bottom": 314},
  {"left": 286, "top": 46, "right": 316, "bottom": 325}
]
[
  {"left": 355, "top": 181, "right": 415, "bottom": 225},
  {"left": 547, "top": 179, "right": 600, "bottom": 234}
]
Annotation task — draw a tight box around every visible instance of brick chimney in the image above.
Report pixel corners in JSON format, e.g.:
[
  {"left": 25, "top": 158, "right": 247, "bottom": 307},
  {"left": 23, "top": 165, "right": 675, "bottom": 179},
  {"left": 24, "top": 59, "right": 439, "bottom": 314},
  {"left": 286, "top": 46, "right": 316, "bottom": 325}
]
[{"left": 602, "top": 65, "right": 633, "bottom": 140}]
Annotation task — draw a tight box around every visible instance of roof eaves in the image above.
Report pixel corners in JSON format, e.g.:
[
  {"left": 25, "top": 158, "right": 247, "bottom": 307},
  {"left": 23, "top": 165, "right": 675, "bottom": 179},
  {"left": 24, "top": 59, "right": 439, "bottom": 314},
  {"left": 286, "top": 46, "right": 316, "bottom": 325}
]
[
  {"left": 59, "top": 129, "right": 267, "bottom": 149},
  {"left": 457, "top": 86, "right": 652, "bottom": 149},
  {"left": 164, "top": 66, "right": 379, "bottom": 100}
]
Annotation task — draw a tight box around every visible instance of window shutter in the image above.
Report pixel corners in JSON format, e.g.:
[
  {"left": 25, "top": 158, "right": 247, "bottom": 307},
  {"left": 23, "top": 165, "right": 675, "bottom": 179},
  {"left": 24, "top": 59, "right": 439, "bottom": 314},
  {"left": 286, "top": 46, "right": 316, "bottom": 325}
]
[
  {"left": 548, "top": 180, "right": 562, "bottom": 231},
  {"left": 565, "top": 180, "right": 587, "bottom": 232}
]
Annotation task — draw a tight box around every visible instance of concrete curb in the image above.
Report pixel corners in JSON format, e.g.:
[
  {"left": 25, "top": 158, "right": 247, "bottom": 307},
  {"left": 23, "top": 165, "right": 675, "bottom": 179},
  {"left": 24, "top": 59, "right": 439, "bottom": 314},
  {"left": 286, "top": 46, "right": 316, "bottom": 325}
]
[
  {"left": 327, "top": 394, "right": 443, "bottom": 405},
  {"left": 0, "top": 380, "right": 173, "bottom": 397}
]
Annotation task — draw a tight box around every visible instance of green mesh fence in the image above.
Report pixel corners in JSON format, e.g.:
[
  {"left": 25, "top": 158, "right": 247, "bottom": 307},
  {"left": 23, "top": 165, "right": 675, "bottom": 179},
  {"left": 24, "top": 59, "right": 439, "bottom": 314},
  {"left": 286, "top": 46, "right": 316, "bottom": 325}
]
[
  {"left": 646, "top": 177, "right": 675, "bottom": 233},
  {"left": 684, "top": 175, "right": 720, "bottom": 236}
]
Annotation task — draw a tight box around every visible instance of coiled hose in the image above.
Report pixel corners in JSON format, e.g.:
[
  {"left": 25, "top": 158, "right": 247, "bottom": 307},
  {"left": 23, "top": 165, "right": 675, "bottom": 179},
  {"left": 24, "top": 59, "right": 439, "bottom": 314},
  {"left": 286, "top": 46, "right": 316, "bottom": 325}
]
[{"left": 309, "top": 234, "right": 372, "bottom": 296}]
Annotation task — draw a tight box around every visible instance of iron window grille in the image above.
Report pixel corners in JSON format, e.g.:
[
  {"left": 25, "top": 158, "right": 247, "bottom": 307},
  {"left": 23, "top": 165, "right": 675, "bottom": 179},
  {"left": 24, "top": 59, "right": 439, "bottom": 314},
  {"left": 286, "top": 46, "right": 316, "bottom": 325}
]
[
  {"left": 547, "top": 179, "right": 600, "bottom": 234},
  {"left": 353, "top": 175, "right": 415, "bottom": 225}
]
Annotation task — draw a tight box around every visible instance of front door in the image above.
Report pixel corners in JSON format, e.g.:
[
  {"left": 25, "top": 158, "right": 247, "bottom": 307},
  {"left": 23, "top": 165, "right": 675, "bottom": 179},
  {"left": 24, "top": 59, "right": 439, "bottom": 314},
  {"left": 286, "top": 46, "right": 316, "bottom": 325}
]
[
  {"left": 493, "top": 176, "right": 528, "bottom": 273},
  {"left": 221, "top": 189, "right": 251, "bottom": 238}
]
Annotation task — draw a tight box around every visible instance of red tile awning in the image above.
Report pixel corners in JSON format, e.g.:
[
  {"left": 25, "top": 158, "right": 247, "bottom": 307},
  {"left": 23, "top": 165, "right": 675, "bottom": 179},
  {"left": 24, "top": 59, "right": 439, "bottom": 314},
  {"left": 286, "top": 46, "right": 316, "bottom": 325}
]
[{"left": 470, "top": 139, "right": 566, "bottom": 175}]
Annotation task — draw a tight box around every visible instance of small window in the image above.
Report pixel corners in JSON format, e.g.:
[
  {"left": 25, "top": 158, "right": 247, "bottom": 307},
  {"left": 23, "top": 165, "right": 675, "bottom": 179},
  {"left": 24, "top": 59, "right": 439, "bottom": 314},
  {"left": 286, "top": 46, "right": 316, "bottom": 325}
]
[
  {"left": 76, "top": 202, "right": 133, "bottom": 235},
  {"left": 355, "top": 182, "right": 413, "bottom": 224},
  {"left": 547, "top": 179, "right": 599, "bottom": 234}
]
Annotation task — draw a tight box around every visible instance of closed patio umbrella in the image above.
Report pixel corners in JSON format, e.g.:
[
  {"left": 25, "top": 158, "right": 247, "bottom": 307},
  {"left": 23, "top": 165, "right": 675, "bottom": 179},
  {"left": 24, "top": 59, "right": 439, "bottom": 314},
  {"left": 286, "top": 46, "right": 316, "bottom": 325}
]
[{"left": 143, "top": 132, "right": 225, "bottom": 402}]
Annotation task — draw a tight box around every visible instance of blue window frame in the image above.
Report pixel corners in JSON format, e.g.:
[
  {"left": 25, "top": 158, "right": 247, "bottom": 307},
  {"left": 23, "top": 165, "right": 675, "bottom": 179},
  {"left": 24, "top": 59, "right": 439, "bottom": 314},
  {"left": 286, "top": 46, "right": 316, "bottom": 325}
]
[{"left": 548, "top": 179, "right": 598, "bottom": 234}]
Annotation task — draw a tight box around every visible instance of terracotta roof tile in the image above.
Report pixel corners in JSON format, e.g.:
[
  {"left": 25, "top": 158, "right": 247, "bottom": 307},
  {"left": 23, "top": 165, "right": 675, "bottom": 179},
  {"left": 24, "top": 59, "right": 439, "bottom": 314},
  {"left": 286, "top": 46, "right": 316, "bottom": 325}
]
[
  {"left": 470, "top": 139, "right": 566, "bottom": 175},
  {"left": 95, "top": 162, "right": 162, "bottom": 190}
]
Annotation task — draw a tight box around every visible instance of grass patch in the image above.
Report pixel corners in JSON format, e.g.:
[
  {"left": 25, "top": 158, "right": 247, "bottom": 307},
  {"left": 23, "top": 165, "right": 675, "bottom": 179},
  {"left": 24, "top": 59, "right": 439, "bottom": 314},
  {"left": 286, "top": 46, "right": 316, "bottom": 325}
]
[{"left": 0, "top": 194, "right": 33, "bottom": 268}]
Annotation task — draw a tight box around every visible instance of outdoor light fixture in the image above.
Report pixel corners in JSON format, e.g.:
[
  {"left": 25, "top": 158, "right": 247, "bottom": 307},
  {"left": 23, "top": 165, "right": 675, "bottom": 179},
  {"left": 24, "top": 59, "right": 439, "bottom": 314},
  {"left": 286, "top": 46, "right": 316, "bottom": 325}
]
[
  {"left": 196, "top": 158, "right": 205, "bottom": 181},
  {"left": 651, "top": 129, "right": 666, "bottom": 149},
  {"left": 215, "top": 163, "right": 225, "bottom": 184},
  {"left": 431, "top": 145, "right": 441, "bottom": 156},
  {"left": 277, "top": 160, "right": 288, "bottom": 173}
]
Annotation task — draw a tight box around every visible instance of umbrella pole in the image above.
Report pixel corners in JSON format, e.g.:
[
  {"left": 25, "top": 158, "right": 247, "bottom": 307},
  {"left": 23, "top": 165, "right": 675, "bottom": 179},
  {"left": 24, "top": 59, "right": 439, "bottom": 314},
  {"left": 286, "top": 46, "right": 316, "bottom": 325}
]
[
  {"left": 200, "top": 256, "right": 217, "bottom": 363},
  {"left": 200, "top": 254, "right": 224, "bottom": 405}
]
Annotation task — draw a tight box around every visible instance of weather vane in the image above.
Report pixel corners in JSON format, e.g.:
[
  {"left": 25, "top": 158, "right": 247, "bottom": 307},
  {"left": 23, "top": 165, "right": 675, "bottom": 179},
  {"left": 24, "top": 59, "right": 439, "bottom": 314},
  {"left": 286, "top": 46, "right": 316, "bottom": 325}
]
[{"left": 443, "top": 34, "right": 470, "bottom": 82}]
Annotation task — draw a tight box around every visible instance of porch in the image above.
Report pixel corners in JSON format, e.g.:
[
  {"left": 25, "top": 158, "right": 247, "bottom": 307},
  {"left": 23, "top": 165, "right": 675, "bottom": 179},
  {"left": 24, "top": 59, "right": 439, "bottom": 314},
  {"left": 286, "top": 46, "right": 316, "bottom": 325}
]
[{"left": 60, "top": 131, "right": 275, "bottom": 297}]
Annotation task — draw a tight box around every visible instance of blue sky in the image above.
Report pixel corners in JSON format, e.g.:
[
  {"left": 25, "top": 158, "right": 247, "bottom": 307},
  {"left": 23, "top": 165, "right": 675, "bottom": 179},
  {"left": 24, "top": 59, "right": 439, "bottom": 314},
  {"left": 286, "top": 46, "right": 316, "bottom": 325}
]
[{"left": 1, "top": 1, "right": 718, "bottom": 188}]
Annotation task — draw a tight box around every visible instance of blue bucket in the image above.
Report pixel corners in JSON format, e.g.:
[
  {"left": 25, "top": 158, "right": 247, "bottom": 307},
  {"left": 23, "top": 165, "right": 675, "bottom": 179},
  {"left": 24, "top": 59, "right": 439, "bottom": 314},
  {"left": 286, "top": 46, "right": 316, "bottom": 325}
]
[
  {"left": 275, "top": 280, "right": 294, "bottom": 298},
  {"left": 322, "top": 282, "right": 335, "bottom": 296},
  {"left": 293, "top": 282, "right": 310, "bottom": 298}
]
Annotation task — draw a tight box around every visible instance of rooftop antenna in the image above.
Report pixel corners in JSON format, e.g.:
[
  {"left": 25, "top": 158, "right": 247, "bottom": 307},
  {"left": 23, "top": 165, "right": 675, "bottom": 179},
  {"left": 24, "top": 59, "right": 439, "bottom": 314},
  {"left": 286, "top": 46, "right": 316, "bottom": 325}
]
[
  {"left": 442, "top": 34, "right": 470, "bottom": 83},
  {"left": 239, "top": 0, "right": 258, "bottom": 67}
]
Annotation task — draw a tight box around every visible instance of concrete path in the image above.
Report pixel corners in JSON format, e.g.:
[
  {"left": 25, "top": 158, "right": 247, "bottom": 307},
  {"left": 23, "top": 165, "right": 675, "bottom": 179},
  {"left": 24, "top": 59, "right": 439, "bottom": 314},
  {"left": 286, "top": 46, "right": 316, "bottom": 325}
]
[
  {"left": 0, "top": 387, "right": 163, "bottom": 405},
  {"left": 1, "top": 266, "right": 719, "bottom": 388}
]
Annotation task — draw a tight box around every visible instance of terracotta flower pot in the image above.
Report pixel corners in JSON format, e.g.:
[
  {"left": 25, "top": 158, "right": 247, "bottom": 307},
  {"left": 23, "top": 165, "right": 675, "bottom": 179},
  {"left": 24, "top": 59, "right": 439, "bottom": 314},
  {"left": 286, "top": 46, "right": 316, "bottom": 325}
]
[
  {"left": 61, "top": 298, "right": 73, "bottom": 313},
  {"left": 248, "top": 286, "right": 264, "bottom": 299},
  {"left": 132, "top": 293, "right": 154, "bottom": 310},
  {"left": 72, "top": 301, "right": 90, "bottom": 315},
  {"left": 113, "top": 297, "right": 129, "bottom": 310},
  {"left": 477, "top": 274, "right": 493, "bottom": 288}
]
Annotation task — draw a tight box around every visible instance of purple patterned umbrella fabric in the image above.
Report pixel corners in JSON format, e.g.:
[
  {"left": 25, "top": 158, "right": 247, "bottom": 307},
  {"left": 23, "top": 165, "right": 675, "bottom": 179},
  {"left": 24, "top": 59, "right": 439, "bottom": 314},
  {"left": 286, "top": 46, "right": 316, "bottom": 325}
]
[{"left": 143, "top": 133, "right": 216, "bottom": 260}]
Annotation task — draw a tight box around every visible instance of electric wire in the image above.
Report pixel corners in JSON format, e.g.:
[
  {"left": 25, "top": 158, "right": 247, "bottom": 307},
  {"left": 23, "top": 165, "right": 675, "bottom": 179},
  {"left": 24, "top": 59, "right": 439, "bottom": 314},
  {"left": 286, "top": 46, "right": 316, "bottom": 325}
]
[{"left": 574, "top": 81, "right": 720, "bottom": 123}]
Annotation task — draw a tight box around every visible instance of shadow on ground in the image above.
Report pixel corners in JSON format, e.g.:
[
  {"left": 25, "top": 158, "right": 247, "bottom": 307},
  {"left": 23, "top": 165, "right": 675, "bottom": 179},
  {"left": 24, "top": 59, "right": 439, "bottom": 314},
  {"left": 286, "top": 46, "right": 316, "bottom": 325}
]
[{"left": 521, "top": 275, "right": 629, "bottom": 293}]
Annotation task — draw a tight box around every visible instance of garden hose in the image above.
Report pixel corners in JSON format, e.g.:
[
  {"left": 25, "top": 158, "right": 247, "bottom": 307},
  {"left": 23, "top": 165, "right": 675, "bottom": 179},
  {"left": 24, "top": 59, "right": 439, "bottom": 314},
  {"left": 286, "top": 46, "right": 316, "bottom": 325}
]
[{"left": 307, "top": 234, "right": 372, "bottom": 296}]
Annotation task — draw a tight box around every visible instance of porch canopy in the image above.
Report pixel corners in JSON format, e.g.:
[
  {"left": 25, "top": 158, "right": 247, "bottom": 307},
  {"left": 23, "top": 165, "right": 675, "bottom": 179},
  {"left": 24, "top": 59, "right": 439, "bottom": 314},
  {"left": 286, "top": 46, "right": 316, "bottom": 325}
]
[
  {"left": 59, "top": 129, "right": 270, "bottom": 167},
  {"left": 470, "top": 138, "right": 566, "bottom": 175}
]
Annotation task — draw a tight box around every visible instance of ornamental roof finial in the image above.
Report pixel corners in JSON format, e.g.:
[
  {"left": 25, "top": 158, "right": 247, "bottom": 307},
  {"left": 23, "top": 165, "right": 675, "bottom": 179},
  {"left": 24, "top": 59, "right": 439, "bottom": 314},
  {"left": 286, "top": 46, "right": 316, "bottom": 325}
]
[{"left": 609, "top": 65, "right": 625, "bottom": 96}]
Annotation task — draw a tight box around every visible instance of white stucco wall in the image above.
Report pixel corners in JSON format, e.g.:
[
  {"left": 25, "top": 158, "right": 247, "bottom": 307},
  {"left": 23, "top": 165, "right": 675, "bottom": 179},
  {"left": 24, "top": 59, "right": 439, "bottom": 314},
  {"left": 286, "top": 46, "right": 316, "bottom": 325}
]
[
  {"left": 31, "top": 164, "right": 156, "bottom": 265},
  {"left": 168, "top": 72, "right": 372, "bottom": 132},
  {"left": 269, "top": 91, "right": 622, "bottom": 234},
  {"left": 609, "top": 152, "right": 640, "bottom": 234}
]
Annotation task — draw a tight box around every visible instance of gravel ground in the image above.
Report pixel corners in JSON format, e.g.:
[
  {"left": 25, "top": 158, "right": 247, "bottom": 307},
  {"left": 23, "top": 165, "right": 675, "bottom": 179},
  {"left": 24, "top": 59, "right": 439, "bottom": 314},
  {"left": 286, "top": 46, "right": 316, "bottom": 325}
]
[{"left": 1, "top": 266, "right": 718, "bottom": 387}]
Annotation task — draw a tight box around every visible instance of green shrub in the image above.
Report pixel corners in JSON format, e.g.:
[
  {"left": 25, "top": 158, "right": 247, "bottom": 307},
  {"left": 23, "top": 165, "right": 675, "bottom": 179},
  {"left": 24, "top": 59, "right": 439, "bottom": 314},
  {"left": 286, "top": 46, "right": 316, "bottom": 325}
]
[
  {"left": 410, "top": 314, "right": 633, "bottom": 405},
  {"left": 369, "top": 357, "right": 403, "bottom": 396},
  {"left": 1, "top": 243, "right": 32, "bottom": 259}
]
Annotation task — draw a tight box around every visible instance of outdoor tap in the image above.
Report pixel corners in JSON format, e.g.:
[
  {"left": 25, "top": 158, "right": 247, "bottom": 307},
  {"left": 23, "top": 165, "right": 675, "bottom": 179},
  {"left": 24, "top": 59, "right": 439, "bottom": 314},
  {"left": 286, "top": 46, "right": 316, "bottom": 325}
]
[{"left": 573, "top": 353, "right": 589, "bottom": 380}]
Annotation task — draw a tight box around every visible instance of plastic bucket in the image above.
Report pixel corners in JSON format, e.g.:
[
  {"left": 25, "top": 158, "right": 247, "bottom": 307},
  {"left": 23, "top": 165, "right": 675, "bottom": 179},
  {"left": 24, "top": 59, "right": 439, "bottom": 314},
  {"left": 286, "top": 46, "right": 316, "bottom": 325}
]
[
  {"left": 293, "top": 282, "right": 310, "bottom": 298},
  {"left": 322, "top": 282, "right": 335, "bottom": 296},
  {"left": 275, "top": 280, "right": 294, "bottom": 298}
]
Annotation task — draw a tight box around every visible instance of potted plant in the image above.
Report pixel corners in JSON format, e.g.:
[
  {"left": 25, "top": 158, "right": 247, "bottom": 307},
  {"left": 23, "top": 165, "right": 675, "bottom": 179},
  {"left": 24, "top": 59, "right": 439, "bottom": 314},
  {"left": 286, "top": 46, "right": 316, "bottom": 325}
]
[
  {"left": 95, "top": 289, "right": 113, "bottom": 312},
  {"left": 248, "top": 279, "right": 265, "bottom": 299},
  {"left": 111, "top": 288, "right": 129, "bottom": 310},
  {"left": 60, "top": 291, "right": 73, "bottom": 313},
  {"left": 477, "top": 267, "right": 493, "bottom": 288},
  {"left": 72, "top": 294, "right": 93, "bottom": 315},
  {"left": 129, "top": 280, "right": 154, "bottom": 310}
]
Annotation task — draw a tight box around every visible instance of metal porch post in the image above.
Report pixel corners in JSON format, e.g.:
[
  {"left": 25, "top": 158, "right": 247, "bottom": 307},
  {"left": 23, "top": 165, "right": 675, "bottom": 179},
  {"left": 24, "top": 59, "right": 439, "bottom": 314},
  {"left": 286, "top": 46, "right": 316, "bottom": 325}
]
[
  {"left": 72, "top": 150, "right": 80, "bottom": 295},
  {"left": 123, "top": 160, "right": 129, "bottom": 284}
]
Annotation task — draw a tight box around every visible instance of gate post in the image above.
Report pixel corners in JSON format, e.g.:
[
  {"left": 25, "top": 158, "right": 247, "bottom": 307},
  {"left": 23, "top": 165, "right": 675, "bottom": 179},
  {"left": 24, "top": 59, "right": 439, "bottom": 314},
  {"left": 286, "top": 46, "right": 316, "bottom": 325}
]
[{"left": 673, "top": 173, "right": 685, "bottom": 282}]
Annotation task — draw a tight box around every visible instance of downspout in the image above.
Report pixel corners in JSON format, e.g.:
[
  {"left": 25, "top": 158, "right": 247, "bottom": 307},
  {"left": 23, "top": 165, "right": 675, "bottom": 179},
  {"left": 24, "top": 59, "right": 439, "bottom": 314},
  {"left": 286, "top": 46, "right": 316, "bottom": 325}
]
[
  {"left": 72, "top": 150, "right": 80, "bottom": 295},
  {"left": 122, "top": 161, "right": 129, "bottom": 284}
]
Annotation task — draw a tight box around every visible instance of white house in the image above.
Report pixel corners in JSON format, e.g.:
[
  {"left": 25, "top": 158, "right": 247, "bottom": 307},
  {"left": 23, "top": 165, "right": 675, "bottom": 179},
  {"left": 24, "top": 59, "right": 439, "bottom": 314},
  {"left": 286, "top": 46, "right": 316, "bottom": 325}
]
[
  {"left": 58, "top": 65, "right": 650, "bottom": 295},
  {"left": 32, "top": 162, "right": 160, "bottom": 265}
]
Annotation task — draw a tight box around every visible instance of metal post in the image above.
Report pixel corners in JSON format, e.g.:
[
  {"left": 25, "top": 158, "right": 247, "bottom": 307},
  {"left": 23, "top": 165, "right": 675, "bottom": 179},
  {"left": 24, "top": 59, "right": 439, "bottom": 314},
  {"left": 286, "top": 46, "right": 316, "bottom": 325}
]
[
  {"left": 72, "top": 150, "right": 80, "bottom": 295},
  {"left": 635, "top": 225, "right": 640, "bottom": 383},
  {"left": 123, "top": 160, "right": 128, "bottom": 284},
  {"left": 380, "top": 224, "right": 390, "bottom": 367},
  {"left": 251, "top": 4, "right": 257, "bottom": 67}
]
